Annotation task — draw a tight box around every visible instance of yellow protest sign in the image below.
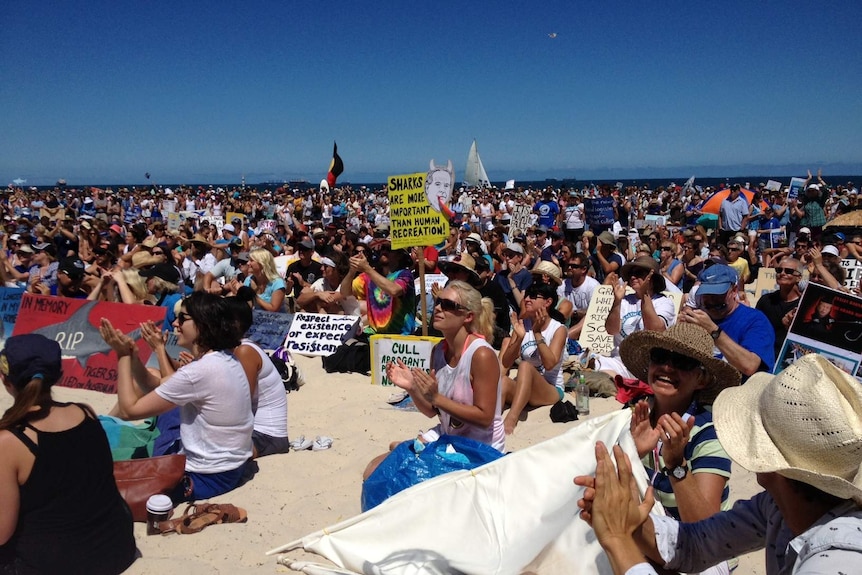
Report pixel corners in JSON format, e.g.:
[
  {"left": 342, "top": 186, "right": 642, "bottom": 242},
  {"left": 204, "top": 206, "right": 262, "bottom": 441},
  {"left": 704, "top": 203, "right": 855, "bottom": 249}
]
[{"left": 387, "top": 172, "right": 449, "bottom": 250}]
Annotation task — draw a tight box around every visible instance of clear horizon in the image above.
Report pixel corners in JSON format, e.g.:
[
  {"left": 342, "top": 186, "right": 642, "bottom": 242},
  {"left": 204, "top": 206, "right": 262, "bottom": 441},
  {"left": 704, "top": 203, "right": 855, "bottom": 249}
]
[{"left": 3, "top": 1, "right": 861, "bottom": 187}]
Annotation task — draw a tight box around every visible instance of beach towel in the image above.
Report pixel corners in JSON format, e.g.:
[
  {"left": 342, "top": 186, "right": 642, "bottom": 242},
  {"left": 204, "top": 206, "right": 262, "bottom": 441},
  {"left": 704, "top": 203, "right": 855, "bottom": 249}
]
[{"left": 268, "top": 409, "right": 661, "bottom": 575}]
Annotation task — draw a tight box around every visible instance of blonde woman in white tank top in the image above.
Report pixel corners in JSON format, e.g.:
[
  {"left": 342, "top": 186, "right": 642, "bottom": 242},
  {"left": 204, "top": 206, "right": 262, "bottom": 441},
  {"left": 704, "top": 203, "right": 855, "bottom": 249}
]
[{"left": 363, "top": 281, "right": 503, "bottom": 479}]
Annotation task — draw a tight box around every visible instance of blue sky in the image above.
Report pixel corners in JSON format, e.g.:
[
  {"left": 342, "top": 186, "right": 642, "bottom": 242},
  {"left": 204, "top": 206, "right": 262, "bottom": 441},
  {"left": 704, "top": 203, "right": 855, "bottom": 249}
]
[{"left": 2, "top": 1, "right": 861, "bottom": 186}]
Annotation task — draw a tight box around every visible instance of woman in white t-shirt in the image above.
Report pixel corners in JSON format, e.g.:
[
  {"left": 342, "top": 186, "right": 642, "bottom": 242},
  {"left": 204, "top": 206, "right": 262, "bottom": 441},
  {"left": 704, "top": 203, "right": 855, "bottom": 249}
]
[
  {"left": 229, "top": 287, "right": 289, "bottom": 457},
  {"left": 99, "top": 292, "right": 253, "bottom": 501},
  {"left": 499, "top": 280, "right": 567, "bottom": 434}
]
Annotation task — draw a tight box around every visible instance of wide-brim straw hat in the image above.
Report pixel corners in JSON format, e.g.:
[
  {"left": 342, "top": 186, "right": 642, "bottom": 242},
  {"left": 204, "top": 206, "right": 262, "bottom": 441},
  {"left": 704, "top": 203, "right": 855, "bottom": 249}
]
[
  {"left": 713, "top": 354, "right": 862, "bottom": 503},
  {"left": 620, "top": 255, "right": 666, "bottom": 292},
  {"left": 189, "top": 233, "right": 210, "bottom": 246},
  {"left": 131, "top": 252, "right": 164, "bottom": 269},
  {"left": 438, "top": 253, "right": 480, "bottom": 285},
  {"left": 619, "top": 323, "right": 741, "bottom": 404},
  {"left": 530, "top": 261, "right": 562, "bottom": 285}
]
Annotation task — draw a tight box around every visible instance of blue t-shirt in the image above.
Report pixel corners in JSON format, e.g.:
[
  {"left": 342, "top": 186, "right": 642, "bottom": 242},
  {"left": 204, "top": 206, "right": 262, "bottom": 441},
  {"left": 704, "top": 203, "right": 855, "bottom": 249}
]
[
  {"left": 716, "top": 304, "right": 775, "bottom": 374},
  {"left": 243, "top": 276, "right": 286, "bottom": 313},
  {"left": 533, "top": 200, "right": 560, "bottom": 228}
]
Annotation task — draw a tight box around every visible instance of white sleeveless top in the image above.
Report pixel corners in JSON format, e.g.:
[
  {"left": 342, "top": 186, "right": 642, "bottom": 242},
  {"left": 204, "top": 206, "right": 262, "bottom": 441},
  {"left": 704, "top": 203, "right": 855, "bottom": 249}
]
[
  {"left": 431, "top": 337, "right": 505, "bottom": 452},
  {"left": 520, "top": 318, "right": 566, "bottom": 389},
  {"left": 241, "top": 338, "right": 288, "bottom": 439}
]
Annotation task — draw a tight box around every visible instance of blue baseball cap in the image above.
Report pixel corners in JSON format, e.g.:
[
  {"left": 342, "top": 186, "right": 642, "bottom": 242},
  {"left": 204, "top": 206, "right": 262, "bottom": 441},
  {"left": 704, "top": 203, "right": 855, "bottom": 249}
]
[
  {"left": 696, "top": 264, "right": 738, "bottom": 296},
  {"left": 0, "top": 334, "right": 62, "bottom": 389}
]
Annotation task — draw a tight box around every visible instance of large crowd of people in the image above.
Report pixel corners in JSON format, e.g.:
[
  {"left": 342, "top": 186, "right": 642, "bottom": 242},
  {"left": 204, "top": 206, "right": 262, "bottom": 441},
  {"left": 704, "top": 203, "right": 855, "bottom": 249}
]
[{"left": 0, "top": 173, "right": 860, "bottom": 573}]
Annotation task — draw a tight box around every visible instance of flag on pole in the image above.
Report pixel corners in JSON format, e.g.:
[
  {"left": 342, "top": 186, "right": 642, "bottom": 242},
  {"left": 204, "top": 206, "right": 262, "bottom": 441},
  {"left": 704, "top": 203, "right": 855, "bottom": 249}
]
[{"left": 326, "top": 142, "right": 344, "bottom": 188}]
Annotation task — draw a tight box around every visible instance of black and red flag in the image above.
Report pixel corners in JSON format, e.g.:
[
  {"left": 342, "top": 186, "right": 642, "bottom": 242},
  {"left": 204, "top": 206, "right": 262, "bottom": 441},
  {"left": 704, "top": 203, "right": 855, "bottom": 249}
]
[{"left": 326, "top": 141, "right": 344, "bottom": 188}]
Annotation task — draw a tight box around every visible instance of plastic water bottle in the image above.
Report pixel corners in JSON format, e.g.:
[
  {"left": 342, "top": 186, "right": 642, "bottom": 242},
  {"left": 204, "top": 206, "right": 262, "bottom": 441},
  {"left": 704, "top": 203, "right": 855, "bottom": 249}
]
[{"left": 576, "top": 373, "right": 590, "bottom": 415}]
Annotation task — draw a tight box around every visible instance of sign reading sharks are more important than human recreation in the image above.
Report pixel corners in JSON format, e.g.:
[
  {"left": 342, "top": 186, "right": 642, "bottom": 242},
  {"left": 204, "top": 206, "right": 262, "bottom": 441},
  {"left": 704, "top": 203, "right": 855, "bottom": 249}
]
[{"left": 13, "top": 294, "right": 166, "bottom": 393}]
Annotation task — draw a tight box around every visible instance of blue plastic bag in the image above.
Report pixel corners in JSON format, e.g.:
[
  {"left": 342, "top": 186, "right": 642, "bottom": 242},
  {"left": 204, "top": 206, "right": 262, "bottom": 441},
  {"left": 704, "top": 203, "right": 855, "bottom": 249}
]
[{"left": 361, "top": 434, "right": 504, "bottom": 512}]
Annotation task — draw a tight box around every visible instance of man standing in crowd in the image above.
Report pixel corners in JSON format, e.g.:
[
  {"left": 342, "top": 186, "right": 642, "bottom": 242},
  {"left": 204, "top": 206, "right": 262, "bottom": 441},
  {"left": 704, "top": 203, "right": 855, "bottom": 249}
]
[
  {"left": 533, "top": 189, "right": 560, "bottom": 230},
  {"left": 718, "top": 184, "right": 748, "bottom": 245},
  {"left": 679, "top": 264, "right": 775, "bottom": 376}
]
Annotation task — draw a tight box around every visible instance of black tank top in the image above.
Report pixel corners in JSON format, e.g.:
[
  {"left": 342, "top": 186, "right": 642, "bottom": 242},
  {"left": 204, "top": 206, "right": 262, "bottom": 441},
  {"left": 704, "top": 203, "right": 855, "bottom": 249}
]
[{"left": 2, "top": 404, "right": 136, "bottom": 575}]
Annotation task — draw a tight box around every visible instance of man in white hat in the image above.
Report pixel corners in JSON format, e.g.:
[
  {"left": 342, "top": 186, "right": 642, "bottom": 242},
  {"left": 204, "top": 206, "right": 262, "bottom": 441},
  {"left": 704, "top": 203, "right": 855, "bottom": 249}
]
[{"left": 576, "top": 353, "right": 862, "bottom": 574}]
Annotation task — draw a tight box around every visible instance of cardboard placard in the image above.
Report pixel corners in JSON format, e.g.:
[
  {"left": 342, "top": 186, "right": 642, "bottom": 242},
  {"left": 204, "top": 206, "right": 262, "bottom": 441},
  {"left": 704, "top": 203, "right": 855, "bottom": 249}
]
[
  {"left": 387, "top": 173, "right": 449, "bottom": 250},
  {"left": 644, "top": 214, "right": 666, "bottom": 227},
  {"left": 370, "top": 334, "right": 442, "bottom": 386},
  {"left": 577, "top": 285, "right": 615, "bottom": 356},
  {"left": 787, "top": 177, "right": 806, "bottom": 202},
  {"left": 776, "top": 283, "right": 862, "bottom": 382},
  {"left": 841, "top": 258, "right": 861, "bottom": 290},
  {"left": 751, "top": 267, "right": 777, "bottom": 307},
  {"left": 765, "top": 180, "right": 782, "bottom": 192},
  {"left": 414, "top": 273, "right": 448, "bottom": 295},
  {"left": 226, "top": 212, "right": 247, "bottom": 227},
  {"left": 281, "top": 312, "right": 360, "bottom": 356},
  {"left": 12, "top": 295, "right": 166, "bottom": 393},
  {"left": 508, "top": 204, "right": 531, "bottom": 238},
  {"left": 166, "top": 212, "right": 181, "bottom": 233},
  {"left": 584, "top": 198, "right": 615, "bottom": 227},
  {"left": 247, "top": 311, "right": 294, "bottom": 351},
  {"left": 0, "top": 287, "right": 24, "bottom": 349},
  {"left": 40, "top": 207, "right": 65, "bottom": 222}
]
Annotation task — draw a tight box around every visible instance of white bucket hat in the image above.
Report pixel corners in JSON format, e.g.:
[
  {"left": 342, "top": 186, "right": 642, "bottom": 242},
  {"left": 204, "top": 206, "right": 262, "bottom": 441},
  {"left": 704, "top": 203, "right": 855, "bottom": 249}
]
[{"left": 713, "top": 354, "right": 862, "bottom": 503}]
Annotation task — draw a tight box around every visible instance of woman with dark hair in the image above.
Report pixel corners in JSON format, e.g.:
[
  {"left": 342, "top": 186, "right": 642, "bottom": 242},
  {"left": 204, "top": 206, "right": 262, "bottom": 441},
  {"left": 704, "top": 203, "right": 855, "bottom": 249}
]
[
  {"left": 228, "top": 287, "right": 289, "bottom": 457},
  {"left": 499, "top": 280, "right": 568, "bottom": 434},
  {"left": 0, "top": 334, "right": 136, "bottom": 575},
  {"left": 100, "top": 291, "right": 253, "bottom": 501}
]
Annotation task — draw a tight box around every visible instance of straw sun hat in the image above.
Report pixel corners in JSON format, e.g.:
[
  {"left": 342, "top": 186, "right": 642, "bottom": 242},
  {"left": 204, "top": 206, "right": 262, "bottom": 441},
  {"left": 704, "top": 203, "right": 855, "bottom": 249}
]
[
  {"left": 619, "top": 323, "right": 741, "bottom": 404},
  {"left": 438, "top": 253, "right": 480, "bottom": 286},
  {"left": 530, "top": 261, "right": 562, "bottom": 285},
  {"left": 713, "top": 354, "right": 862, "bottom": 503}
]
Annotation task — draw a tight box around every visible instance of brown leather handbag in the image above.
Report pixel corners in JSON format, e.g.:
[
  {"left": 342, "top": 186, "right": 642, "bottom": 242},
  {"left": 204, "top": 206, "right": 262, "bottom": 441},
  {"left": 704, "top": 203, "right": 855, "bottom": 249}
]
[{"left": 113, "top": 454, "right": 186, "bottom": 521}]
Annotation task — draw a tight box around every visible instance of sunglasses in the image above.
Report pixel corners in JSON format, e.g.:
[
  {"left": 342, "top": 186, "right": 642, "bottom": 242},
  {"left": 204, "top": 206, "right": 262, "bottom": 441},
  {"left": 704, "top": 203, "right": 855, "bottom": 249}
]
[
  {"left": 524, "top": 290, "right": 547, "bottom": 300},
  {"left": 649, "top": 348, "right": 703, "bottom": 371},
  {"left": 661, "top": 246, "right": 673, "bottom": 251},
  {"left": 728, "top": 247, "right": 742, "bottom": 252},
  {"left": 567, "top": 263, "right": 586, "bottom": 269},
  {"left": 152, "top": 250, "right": 165, "bottom": 256},
  {"left": 176, "top": 312, "right": 193, "bottom": 324},
  {"left": 702, "top": 301, "right": 728, "bottom": 312},
  {"left": 434, "top": 297, "right": 467, "bottom": 312},
  {"left": 775, "top": 267, "right": 800, "bottom": 276}
]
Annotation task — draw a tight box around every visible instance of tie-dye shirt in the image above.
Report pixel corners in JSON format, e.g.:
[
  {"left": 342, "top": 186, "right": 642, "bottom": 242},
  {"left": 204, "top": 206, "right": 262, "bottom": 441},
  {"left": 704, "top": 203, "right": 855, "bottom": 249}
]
[{"left": 352, "top": 269, "right": 416, "bottom": 335}]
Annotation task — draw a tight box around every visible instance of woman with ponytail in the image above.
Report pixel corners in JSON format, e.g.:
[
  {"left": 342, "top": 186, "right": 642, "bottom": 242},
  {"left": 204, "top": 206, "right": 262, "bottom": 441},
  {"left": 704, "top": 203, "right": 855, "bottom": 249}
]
[
  {"left": 383, "top": 280, "right": 504, "bottom": 453},
  {"left": 0, "top": 334, "right": 135, "bottom": 575}
]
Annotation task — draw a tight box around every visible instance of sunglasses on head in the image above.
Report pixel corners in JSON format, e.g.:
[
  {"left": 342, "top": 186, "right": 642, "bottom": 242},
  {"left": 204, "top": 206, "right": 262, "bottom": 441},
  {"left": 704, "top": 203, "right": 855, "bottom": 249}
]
[
  {"left": 435, "top": 297, "right": 467, "bottom": 312},
  {"left": 649, "top": 348, "right": 702, "bottom": 371}
]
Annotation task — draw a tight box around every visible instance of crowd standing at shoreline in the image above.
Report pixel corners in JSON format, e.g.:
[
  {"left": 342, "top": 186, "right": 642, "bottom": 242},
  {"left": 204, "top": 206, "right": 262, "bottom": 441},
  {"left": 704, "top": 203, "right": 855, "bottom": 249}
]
[{"left": 0, "top": 173, "right": 861, "bottom": 573}]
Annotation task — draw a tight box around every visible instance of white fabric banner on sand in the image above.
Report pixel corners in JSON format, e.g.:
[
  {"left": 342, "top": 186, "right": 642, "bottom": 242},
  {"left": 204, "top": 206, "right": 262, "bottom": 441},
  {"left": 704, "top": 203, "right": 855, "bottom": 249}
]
[{"left": 268, "top": 410, "right": 660, "bottom": 575}]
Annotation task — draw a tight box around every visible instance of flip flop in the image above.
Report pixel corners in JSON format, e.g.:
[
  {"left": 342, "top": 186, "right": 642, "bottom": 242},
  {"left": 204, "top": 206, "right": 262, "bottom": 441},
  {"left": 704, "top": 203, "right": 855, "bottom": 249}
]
[
  {"left": 289, "top": 435, "right": 312, "bottom": 451},
  {"left": 312, "top": 436, "right": 333, "bottom": 451},
  {"left": 387, "top": 391, "right": 409, "bottom": 404}
]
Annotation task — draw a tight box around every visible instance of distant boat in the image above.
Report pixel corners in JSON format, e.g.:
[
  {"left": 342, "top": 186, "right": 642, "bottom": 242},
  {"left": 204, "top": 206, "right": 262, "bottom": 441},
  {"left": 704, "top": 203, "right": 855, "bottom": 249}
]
[{"left": 464, "top": 139, "right": 490, "bottom": 189}]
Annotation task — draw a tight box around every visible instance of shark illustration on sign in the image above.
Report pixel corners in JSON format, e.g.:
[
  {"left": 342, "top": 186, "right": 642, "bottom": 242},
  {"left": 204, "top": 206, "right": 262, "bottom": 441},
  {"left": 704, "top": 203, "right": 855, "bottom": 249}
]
[{"left": 32, "top": 300, "right": 142, "bottom": 367}]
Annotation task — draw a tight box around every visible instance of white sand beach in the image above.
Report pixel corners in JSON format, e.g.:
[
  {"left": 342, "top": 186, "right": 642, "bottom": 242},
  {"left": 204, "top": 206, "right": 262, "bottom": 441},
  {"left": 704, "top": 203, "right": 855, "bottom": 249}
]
[{"left": 2, "top": 354, "right": 766, "bottom": 574}]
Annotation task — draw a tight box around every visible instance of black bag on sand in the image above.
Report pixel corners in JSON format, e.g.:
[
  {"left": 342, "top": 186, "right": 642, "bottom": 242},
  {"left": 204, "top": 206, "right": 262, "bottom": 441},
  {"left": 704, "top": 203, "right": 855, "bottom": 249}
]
[
  {"left": 550, "top": 400, "right": 579, "bottom": 423},
  {"left": 322, "top": 338, "right": 371, "bottom": 375}
]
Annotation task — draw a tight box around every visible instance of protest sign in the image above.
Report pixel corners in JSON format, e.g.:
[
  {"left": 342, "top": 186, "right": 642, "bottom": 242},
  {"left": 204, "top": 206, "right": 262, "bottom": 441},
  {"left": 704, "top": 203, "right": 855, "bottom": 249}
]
[
  {"left": 508, "top": 204, "right": 531, "bottom": 238},
  {"left": 40, "top": 207, "right": 65, "bottom": 222},
  {"left": 748, "top": 267, "right": 777, "bottom": 307},
  {"left": 209, "top": 215, "right": 225, "bottom": 232},
  {"left": 260, "top": 219, "right": 277, "bottom": 234},
  {"left": 387, "top": 173, "right": 449, "bottom": 250},
  {"left": 247, "top": 310, "right": 294, "bottom": 350},
  {"left": 775, "top": 283, "right": 862, "bottom": 382},
  {"left": 369, "top": 335, "right": 442, "bottom": 386},
  {"left": 414, "top": 274, "right": 448, "bottom": 296},
  {"left": 281, "top": 313, "right": 360, "bottom": 357},
  {"left": 166, "top": 212, "right": 181, "bottom": 233},
  {"left": 841, "top": 258, "right": 861, "bottom": 290},
  {"left": 13, "top": 295, "right": 166, "bottom": 393},
  {"left": 765, "top": 180, "right": 782, "bottom": 192},
  {"left": 226, "top": 212, "right": 247, "bottom": 227},
  {"left": 787, "top": 177, "right": 806, "bottom": 202},
  {"left": 0, "top": 287, "right": 24, "bottom": 349},
  {"left": 577, "top": 285, "right": 615, "bottom": 356},
  {"left": 584, "top": 198, "right": 615, "bottom": 227},
  {"left": 162, "top": 199, "right": 177, "bottom": 214},
  {"left": 644, "top": 214, "right": 666, "bottom": 228}
]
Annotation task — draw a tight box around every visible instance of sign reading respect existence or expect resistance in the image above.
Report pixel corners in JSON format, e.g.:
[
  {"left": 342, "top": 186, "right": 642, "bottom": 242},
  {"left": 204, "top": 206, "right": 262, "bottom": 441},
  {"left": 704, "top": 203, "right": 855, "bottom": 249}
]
[
  {"left": 369, "top": 335, "right": 442, "bottom": 386},
  {"left": 281, "top": 313, "right": 360, "bottom": 357},
  {"left": 387, "top": 173, "right": 449, "bottom": 250}
]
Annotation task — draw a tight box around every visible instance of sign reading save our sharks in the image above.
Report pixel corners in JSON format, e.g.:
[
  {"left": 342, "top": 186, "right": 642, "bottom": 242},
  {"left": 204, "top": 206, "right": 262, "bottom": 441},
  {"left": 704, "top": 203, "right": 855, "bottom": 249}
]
[{"left": 13, "top": 294, "right": 166, "bottom": 393}]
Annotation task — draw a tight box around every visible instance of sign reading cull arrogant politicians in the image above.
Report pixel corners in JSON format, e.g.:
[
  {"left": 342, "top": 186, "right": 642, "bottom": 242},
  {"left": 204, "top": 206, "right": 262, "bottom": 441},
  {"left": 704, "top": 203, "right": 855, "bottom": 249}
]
[
  {"left": 12, "top": 294, "right": 166, "bottom": 393},
  {"left": 370, "top": 334, "right": 442, "bottom": 386},
  {"left": 281, "top": 313, "right": 360, "bottom": 357},
  {"left": 387, "top": 172, "right": 449, "bottom": 250}
]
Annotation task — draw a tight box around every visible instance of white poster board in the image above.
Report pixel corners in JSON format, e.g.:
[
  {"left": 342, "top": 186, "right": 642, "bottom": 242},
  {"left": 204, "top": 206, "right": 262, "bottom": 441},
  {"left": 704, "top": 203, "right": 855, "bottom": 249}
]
[
  {"left": 765, "top": 180, "right": 782, "bottom": 192},
  {"left": 281, "top": 313, "right": 360, "bottom": 357},
  {"left": 577, "top": 285, "right": 615, "bottom": 357},
  {"left": 508, "top": 204, "right": 531, "bottom": 238},
  {"left": 369, "top": 335, "right": 442, "bottom": 386},
  {"left": 414, "top": 273, "right": 448, "bottom": 295},
  {"left": 841, "top": 258, "right": 861, "bottom": 290}
]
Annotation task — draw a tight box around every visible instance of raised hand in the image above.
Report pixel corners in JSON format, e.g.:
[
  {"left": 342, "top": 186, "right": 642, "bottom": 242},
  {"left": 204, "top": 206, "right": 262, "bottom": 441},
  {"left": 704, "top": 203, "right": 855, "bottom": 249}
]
[
  {"left": 386, "top": 359, "right": 415, "bottom": 391},
  {"left": 412, "top": 368, "right": 439, "bottom": 405},
  {"left": 629, "top": 400, "right": 661, "bottom": 458},
  {"left": 589, "top": 442, "right": 655, "bottom": 544},
  {"left": 655, "top": 413, "right": 694, "bottom": 470},
  {"left": 139, "top": 320, "right": 166, "bottom": 352},
  {"left": 99, "top": 318, "right": 136, "bottom": 358},
  {"left": 510, "top": 311, "right": 527, "bottom": 340}
]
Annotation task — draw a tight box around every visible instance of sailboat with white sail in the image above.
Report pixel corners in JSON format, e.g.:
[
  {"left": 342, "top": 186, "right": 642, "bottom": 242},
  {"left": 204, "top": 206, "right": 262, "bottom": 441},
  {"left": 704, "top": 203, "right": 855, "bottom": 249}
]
[{"left": 464, "top": 139, "right": 490, "bottom": 189}]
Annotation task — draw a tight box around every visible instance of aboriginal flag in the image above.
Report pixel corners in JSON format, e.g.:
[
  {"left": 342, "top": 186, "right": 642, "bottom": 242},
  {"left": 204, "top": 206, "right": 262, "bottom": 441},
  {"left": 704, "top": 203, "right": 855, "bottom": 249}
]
[{"left": 326, "top": 141, "right": 344, "bottom": 188}]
